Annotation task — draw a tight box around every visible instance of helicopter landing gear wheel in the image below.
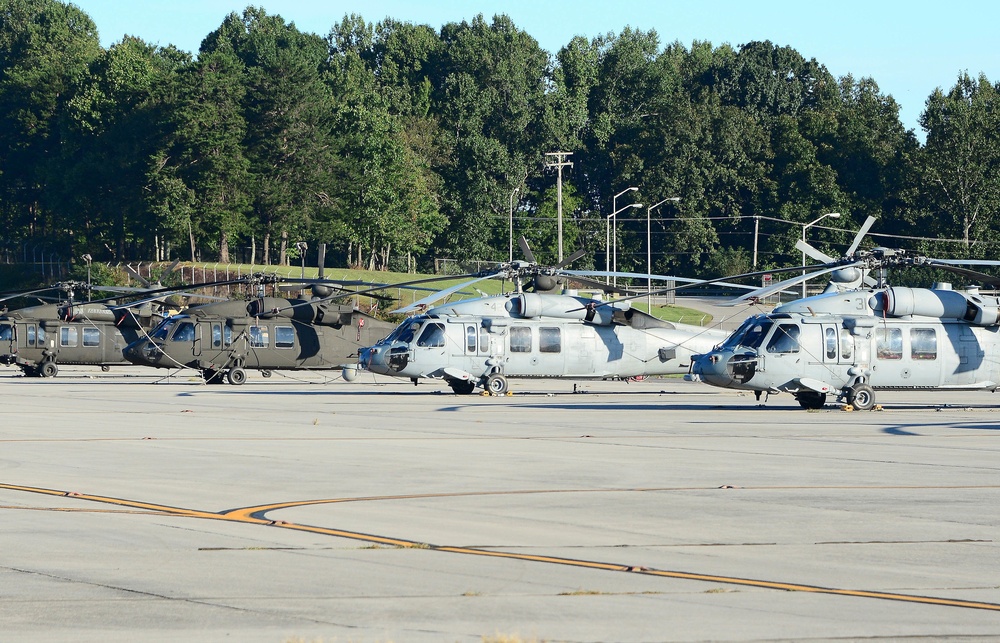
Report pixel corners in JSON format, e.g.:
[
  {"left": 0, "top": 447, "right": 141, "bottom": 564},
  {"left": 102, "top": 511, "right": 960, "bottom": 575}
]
[
  {"left": 261, "top": 370, "right": 272, "bottom": 378},
  {"left": 795, "top": 391, "right": 827, "bottom": 410},
  {"left": 847, "top": 383, "right": 875, "bottom": 410},
  {"left": 226, "top": 367, "right": 247, "bottom": 385},
  {"left": 39, "top": 361, "right": 58, "bottom": 378},
  {"left": 485, "top": 373, "right": 508, "bottom": 395},
  {"left": 449, "top": 379, "right": 476, "bottom": 395}
]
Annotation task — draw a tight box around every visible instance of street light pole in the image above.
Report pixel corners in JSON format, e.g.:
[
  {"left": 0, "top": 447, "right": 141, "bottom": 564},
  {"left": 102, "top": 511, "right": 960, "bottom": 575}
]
[
  {"left": 801, "top": 212, "right": 841, "bottom": 298},
  {"left": 508, "top": 186, "right": 519, "bottom": 263},
  {"left": 646, "top": 197, "right": 680, "bottom": 310},
  {"left": 609, "top": 187, "right": 638, "bottom": 284},
  {"left": 610, "top": 202, "right": 643, "bottom": 288},
  {"left": 82, "top": 254, "right": 92, "bottom": 301}
]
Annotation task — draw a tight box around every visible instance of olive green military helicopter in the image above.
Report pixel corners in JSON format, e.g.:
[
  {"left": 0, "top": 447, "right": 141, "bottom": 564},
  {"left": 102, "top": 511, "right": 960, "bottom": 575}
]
[{"left": 122, "top": 274, "right": 410, "bottom": 384}]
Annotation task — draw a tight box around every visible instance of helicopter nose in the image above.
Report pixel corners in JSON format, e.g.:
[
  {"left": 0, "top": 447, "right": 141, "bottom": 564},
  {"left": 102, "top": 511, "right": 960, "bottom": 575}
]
[{"left": 692, "top": 352, "right": 735, "bottom": 387}]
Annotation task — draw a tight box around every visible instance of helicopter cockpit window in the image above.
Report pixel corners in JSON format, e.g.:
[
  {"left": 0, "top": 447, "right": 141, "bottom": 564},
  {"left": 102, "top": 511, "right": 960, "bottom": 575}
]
[
  {"left": 151, "top": 319, "right": 176, "bottom": 341},
  {"left": 249, "top": 325, "right": 269, "bottom": 348},
  {"left": 510, "top": 326, "right": 531, "bottom": 353},
  {"left": 60, "top": 326, "right": 78, "bottom": 347},
  {"left": 765, "top": 324, "right": 800, "bottom": 354},
  {"left": 739, "top": 320, "right": 773, "bottom": 350},
  {"left": 539, "top": 327, "right": 561, "bottom": 353},
  {"left": 83, "top": 327, "right": 100, "bottom": 347},
  {"left": 719, "top": 317, "right": 757, "bottom": 350},
  {"left": 416, "top": 323, "right": 445, "bottom": 347},
  {"left": 0, "top": 324, "right": 12, "bottom": 342},
  {"left": 876, "top": 327, "right": 902, "bottom": 360},
  {"left": 172, "top": 322, "right": 195, "bottom": 343},
  {"left": 275, "top": 325, "right": 294, "bottom": 349},
  {"left": 910, "top": 328, "right": 937, "bottom": 360}
]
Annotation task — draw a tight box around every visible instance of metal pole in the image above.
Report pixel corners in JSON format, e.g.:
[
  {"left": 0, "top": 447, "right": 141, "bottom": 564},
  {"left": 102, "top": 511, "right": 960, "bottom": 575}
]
[
  {"left": 545, "top": 152, "right": 573, "bottom": 263},
  {"left": 509, "top": 187, "right": 519, "bottom": 262},
  {"left": 646, "top": 198, "right": 679, "bottom": 311},
  {"left": 753, "top": 216, "right": 759, "bottom": 270}
]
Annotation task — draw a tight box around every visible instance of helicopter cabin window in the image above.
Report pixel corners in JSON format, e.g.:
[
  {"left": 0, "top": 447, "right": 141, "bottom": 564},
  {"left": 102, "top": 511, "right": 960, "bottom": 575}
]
[
  {"left": 910, "top": 328, "right": 937, "bottom": 360},
  {"left": 36, "top": 326, "right": 45, "bottom": 345},
  {"left": 825, "top": 327, "right": 837, "bottom": 359},
  {"left": 275, "top": 326, "right": 295, "bottom": 349},
  {"left": 876, "top": 327, "right": 903, "bottom": 360},
  {"left": 416, "top": 322, "right": 445, "bottom": 348},
  {"left": 60, "top": 326, "right": 78, "bottom": 347},
  {"left": 840, "top": 328, "right": 853, "bottom": 360},
  {"left": 172, "top": 322, "right": 195, "bottom": 343},
  {"left": 510, "top": 326, "right": 531, "bottom": 353},
  {"left": 83, "top": 327, "right": 100, "bottom": 347},
  {"left": 0, "top": 324, "right": 11, "bottom": 342},
  {"left": 539, "top": 327, "right": 561, "bottom": 353},
  {"left": 765, "top": 324, "right": 799, "bottom": 354},
  {"left": 211, "top": 323, "right": 222, "bottom": 349},
  {"left": 480, "top": 327, "right": 489, "bottom": 352},
  {"left": 27, "top": 325, "right": 36, "bottom": 346},
  {"left": 249, "top": 325, "right": 269, "bottom": 348},
  {"left": 466, "top": 326, "right": 477, "bottom": 353}
]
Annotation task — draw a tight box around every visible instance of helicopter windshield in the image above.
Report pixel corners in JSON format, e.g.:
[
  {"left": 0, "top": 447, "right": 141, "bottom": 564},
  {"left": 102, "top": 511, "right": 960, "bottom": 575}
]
[
  {"left": 719, "top": 316, "right": 762, "bottom": 350},
  {"left": 149, "top": 318, "right": 178, "bottom": 340},
  {"left": 0, "top": 323, "right": 12, "bottom": 341},
  {"left": 382, "top": 316, "right": 426, "bottom": 345},
  {"left": 722, "top": 317, "right": 773, "bottom": 350}
]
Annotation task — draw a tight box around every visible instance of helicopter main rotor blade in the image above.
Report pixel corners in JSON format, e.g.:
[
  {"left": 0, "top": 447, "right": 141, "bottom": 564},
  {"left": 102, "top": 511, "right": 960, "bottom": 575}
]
[
  {"left": 555, "top": 248, "right": 587, "bottom": 269},
  {"left": 845, "top": 215, "right": 877, "bottom": 257},
  {"left": 391, "top": 274, "right": 500, "bottom": 314},
  {"left": 919, "top": 260, "right": 1000, "bottom": 288},
  {"left": 123, "top": 264, "right": 153, "bottom": 288},
  {"left": 560, "top": 270, "right": 760, "bottom": 292},
  {"left": 157, "top": 259, "right": 181, "bottom": 283},
  {"left": 724, "top": 264, "right": 860, "bottom": 305},
  {"left": 795, "top": 239, "right": 877, "bottom": 287},
  {"left": 517, "top": 236, "right": 536, "bottom": 264}
]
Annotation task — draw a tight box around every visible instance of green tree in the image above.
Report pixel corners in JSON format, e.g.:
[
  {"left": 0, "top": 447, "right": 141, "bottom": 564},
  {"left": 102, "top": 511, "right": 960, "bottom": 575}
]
[
  {"left": 919, "top": 72, "right": 1000, "bottom": 250},
  {"left": 0, "top": 0, "right": 100, "bottom": 247}
]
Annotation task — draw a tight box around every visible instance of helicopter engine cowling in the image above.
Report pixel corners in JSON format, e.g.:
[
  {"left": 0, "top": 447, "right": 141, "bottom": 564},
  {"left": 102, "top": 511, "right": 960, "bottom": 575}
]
[
  {"left": 507, "top": 293, "right": 616, "bottom": 325},
  {"left": 869, "top": 287, "right": 999, "bottom": 326},
  {"left": 60, "top": 304, "right": 116, "bottom": 323},
  {"left": 246, "top": 297, "right": 354, "bottom": 327}
]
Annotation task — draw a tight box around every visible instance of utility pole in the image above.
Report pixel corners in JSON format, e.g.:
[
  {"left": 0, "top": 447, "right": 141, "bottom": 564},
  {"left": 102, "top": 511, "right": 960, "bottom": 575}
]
[{"left": 545, "top": 151, "right": 573, "bottom": 262}]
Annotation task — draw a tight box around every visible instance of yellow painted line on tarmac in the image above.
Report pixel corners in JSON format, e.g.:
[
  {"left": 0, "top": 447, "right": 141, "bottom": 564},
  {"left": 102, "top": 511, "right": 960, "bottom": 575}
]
[{"left": 3, "top": 482, "right": 1000, "bottom": 612}]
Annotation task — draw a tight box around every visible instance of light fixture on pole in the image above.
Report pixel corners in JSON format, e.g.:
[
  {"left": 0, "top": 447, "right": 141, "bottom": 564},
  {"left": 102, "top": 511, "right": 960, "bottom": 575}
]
[
  {"left": 646, "top": 197, "right": 680, "bottom": 310},
  {"left": 508, "top": 186, "right": 519, "bottom": 263},
  {"left": 608, "top": 187, "right": 639, "bottom": 285},
  {"left": 82, "top": 254, "right": 92, "bottom": 301},
  {"left": 801, "top": 212, "right": 840, "bottom": 298}
]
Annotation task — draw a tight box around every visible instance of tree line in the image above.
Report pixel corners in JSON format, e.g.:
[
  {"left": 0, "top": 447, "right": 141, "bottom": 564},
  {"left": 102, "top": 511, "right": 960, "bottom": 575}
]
[{"left": 3, "top": 0, "right": 1000, "bottom": 281}]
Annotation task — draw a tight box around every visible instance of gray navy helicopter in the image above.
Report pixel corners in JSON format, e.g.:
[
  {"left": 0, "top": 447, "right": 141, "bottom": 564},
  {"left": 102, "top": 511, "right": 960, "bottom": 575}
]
[
  {"left": 123, "top": 274, "right": 403, "bottom": 384},
  {"left": 358, "top": 239, "right": 756, "bottom": 394},
  {"left": 689, "top": 216, "right": 1000, "bottom": 409}
]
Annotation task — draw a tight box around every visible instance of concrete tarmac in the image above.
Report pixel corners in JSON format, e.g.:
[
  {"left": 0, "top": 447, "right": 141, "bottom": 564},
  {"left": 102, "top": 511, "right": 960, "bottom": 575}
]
[{"left": 2, "top": 365, "right": 1000, "bottom": 642}]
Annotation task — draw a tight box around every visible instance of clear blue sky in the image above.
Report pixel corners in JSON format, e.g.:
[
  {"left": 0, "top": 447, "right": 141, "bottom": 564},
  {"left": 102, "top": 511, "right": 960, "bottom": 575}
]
[{"left": 72, "top": 0, "right": 1000, "bottom": 137}]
